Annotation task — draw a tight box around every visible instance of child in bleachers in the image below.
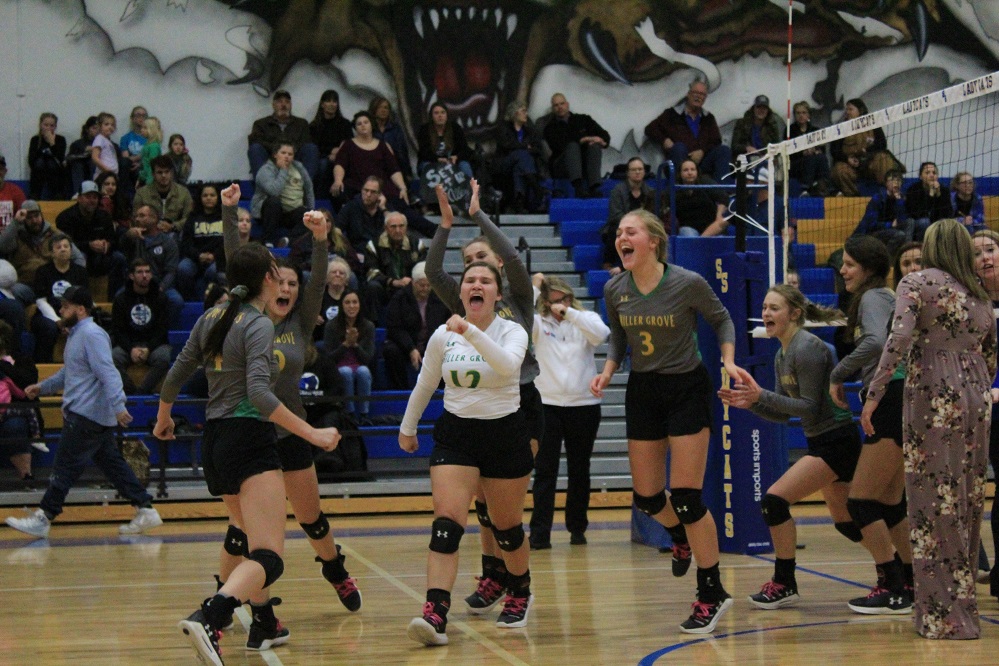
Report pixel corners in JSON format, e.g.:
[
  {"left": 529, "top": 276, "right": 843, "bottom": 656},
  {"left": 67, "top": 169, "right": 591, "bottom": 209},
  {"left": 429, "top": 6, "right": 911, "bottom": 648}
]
[
  {"left": 167, "top": 134, "right": 192, "bottom": 184},
  {"left": 138, "top": 117, "right": 163, "bottom": 187},
  {"left": 0, "top": 319, "right": 41, "bottom": 487},
  {"left": 90, "top": 112, "right": 118, "bottom": 179}
]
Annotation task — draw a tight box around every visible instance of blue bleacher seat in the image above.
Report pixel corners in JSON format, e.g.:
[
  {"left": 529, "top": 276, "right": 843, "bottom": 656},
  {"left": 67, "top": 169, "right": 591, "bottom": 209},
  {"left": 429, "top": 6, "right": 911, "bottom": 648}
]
[
  {"left": 806, "top": 292, "right": 839, "bottom": 309},
  {"left": 271, "top": 247, "right": 290, "bottom": 258},
  {"left": 560, "top": 220, "right": 603, "bottom": 246},
  {"left": 799, "top": 268, "right": 835, "bottom": 294},
  {"left": 20, "top": 331, "right": 36, "bottom": 359},
  {"left": 549, "top": 199, "right": 610, "bottom": 223},
  {"left": 586, "top": 270, "right": 611, "bottom": 298},
  {"left": 790, "top": 243, "right": 815, "bottom": 270},
  {"left": 179, "top": 302, "right": 203, "bottom": 329},
  {"left": 789, "top": 198, "right": 824, "bottom": 219},
  {"left": 572, "top": 244, "right": 603, "bottom": 272}
]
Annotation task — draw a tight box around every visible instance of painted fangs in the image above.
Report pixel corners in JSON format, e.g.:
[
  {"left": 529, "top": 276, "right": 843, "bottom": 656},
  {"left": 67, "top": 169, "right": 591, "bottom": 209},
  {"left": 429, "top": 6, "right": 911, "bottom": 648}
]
[
  {"left": 506, "top": 14, "right": 517, "bottom": 40},
  {"left": 429, "top": 8, "right": 440, "bottom": 31},
  {"left": 413, "top": 6, "right": 424, "bottom": 39}
]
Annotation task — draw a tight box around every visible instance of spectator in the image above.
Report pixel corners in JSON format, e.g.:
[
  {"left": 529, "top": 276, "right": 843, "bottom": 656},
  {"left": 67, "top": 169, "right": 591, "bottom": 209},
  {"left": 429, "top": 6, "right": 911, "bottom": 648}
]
[
  {"left": 118, "top": 106, "right": 148, "bottom": 188},
  {"left": 851, "top": 170, "right": 909, "bottom": 255},
  {"left": 166, "top": 134, "right": 193, "bottom": 185},
  {"left": 830, "top": 98, "right": 900, "bottom": 196},
  {"left": 644, "top": 79, "right": 731, "bottom": 183},
  {"left": 178, "top": 184, "right": 225, "bottom": 299},
  {"left": 332, "top": 111, "right": 409, "bottom": 205},
  {"left": 324, "top": 289, "right": 374, "bottom": 422},
  {"left": 250, "top": 142, "right": 315, "bottom": 247},
  {"left": 893, "top": 241, "right": 923, "bottom": 287},
  {"left": 311, "top": 89, "right": 354, "bottom": 196},
  {"left": 785, "top": 268, "right": 800, "bottom": 289},
  {"left": 0, "top": 155, "right": 27, "bottom": 232},
  {"left": 951, "top": 171, "right": 986, "bottom": 233},
  {"left": 288, "top": 208, "right": 362, "bottom": 281},
  {"left": 247, "top": 89, "right": 318, "bottom": 180},
  {"left": 316, "top": 256, "right": 352, "bottom": 343},
  {"left": 0, "top": 199, "right": 84, "bottom": 286},
  {"left": 416, "top": 102, "right": 475, "bottom": 182},
  {"left": 27, "top": 112, "right": 68, "bottom": 200},
  {"left": 383, "top": 261, "right": 451, "bottom": 389},
  {"left": 137, "top": 117, "right": 163, "bottom": 187},
  {"left": 495, "top": 100, "right": 544, "bottom": 213},
  {"left": 0, "top": 260, "right": 30, "bottom": 358},
  {"left": 5, "top": 285, "right": 163, "bottom": 539},
  {"left": 66, "top": 116, "right": 99, "bottom": 197},
  {"left": 731, "top": 95, "right": 784, "bottom": 193},
  {"left": 90, "top": 112, "right": 119, "bottom": 180},
  {"left": 338, "top": 175, "right": 435, "bottom": 248},
  {"left": 0, "top": 319, "right": 41, "bottom": 487},
  {"left": 674, "top": 158, "right": 729, "bottom": 237},
  {"left": 363, "top": 212, "right": 427, "bottom": 321},
  {"left": 604, "top": 157, "right": 654, "bottom": 273},
  {"left": 905, "top": 161, "right": 953, "bottom": 241},
  {"left": 370, "top": 96, "right": 413, "bottom": 182},
  {"left": 96, "top": 171, "right": 133, "bottom": 233},
  {"left": 133, "top": 155, "right": 194, "bottom": 235},
  {"left": 543, "top": 92, "right": 609, "bottom": 198},
  {"left": 56, "top": 180, "right": 127, "bottom": 297},
  {"left": 236, "top": 206, "right": 252, "bottom": 245},
  {"left": 31, "top": 232, "right": 89, "bottom": 363},
  {"left": 111, "top": 258, "right": 172, "bottom": 394},
  {"left": 789, "top": 101, "right": 831, "bottom": 195},
  {"left": 122, "top": 204, "right": 183, "bottom": 323}
]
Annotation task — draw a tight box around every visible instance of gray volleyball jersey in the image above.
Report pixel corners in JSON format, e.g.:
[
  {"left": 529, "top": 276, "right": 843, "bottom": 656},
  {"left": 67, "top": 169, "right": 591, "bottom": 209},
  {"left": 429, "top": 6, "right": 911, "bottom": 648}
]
[
  {"left": 224, "top": 205, "right": 328, "bottom": 437},
  {"left": 604, "top": 263, "right": 735, "bottom": 374},
  {"left": 750, "top": 329, "right": 853, "bottom": 438},
  {"left": 425, "top": 210, "right": 540, "bottom": 383},
  {"left": 829, "top": 287, "right": 894, "bottom": 389},
  {"left": 161, "top": 303, "right": 281, "bottom": 420}
]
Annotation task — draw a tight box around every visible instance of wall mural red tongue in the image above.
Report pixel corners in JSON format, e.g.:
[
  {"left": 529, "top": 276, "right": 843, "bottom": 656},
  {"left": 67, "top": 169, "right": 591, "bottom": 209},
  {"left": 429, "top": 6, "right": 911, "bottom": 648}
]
[{"left": 434, "top": 54, "right": 492, "bottom": 103}]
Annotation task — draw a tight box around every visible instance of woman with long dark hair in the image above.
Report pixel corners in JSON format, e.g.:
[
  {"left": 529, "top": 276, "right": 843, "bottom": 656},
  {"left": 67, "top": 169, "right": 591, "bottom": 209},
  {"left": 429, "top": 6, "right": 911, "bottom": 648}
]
[
  {"left": 311, "top": 89, "right": 354, "bottom": 194},
  {"left": 370, "top": 96, "right": 413, "bottom": 182},
  {"left": 417, "top": 103, "right": 474, "bottom": 182},
  {"left": 323, "top": 288, "right": 375, "bottom": 422},
  {"left": 28, "top": 112, "right": 67, "bottom": 199}
]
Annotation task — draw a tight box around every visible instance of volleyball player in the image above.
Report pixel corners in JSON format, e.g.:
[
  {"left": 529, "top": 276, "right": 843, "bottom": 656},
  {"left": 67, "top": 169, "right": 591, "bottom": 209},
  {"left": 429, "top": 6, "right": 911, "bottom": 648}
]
[
  {"left": 400, "top": 261, "right": 534, "bottom": 646},
  {"left": 426, "top": 180, "right": 547, "bottom": 613},
  {"left": 212, "top": 185, "right": 360, "bottom": 651},
  {"left": 719, "top": 285, "right": 861, "bottom": 608},
  {"left": 830, "top": 235, "right": 913, "bottom": 614},
  {"left": 156, "top": 243, "right": 341, "bottom": 665},
  {"left": 590, "top": 209, "right": 748, "bottom": 633}
]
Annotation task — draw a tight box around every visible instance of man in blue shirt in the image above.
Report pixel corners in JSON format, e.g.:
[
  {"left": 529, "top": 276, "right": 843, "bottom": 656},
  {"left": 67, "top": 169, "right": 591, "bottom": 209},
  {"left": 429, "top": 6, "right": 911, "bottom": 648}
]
[{"left": 5, "top": 286, "right": 162, "bottom": 538}]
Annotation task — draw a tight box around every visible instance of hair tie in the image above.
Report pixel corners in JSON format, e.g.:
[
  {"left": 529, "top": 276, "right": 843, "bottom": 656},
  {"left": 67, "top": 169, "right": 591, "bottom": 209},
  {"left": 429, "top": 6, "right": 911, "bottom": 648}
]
[{"left": 230, "top": 285, "right": 249, "bottom": 299}]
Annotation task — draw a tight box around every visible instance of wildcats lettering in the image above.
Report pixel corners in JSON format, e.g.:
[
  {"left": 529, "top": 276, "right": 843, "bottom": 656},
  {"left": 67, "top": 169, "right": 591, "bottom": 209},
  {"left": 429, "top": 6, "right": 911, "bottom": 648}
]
[
  {"left": 849, "top": 115, "right": 876, "bottom": 131},
  {"left": 901, "top": 96, "right": 930, "bottom": 114},
  {"left": 619, "top": 314, "right": 676, "bottom": 328},
  {"left": 965, "top": 75, "right": 995, "bottom": 95}
]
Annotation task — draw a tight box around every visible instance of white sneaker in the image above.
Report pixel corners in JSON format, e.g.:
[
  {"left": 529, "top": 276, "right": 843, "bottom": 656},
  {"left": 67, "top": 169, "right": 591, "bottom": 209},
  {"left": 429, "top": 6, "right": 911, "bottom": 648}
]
[
  {"left": 119, "top": 507, "right": 163, "bottom": 534},
  {"left": 5, "top": 509, "right": 51, "bottom": 538}
]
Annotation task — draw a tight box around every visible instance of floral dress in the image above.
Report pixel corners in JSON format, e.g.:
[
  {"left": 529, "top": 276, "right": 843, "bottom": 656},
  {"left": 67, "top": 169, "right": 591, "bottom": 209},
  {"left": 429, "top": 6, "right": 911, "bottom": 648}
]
[{"left": 867, "top": 268, "right": 997, "bottom": 639}]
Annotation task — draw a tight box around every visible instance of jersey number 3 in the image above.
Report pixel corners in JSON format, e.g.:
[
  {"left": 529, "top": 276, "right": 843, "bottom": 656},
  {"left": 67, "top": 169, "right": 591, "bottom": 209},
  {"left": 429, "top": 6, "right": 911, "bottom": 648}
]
[
  {"left": 638, "top": 331, "right": 655, "bottom": 356},
  {"left": 450, "top": 369, "right": 481, "bottom": 388}
]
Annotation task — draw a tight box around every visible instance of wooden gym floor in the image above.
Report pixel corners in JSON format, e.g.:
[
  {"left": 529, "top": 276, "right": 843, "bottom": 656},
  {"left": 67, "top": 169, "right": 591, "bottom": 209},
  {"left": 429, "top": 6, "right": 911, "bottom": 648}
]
[{"left": 2, "top": 504, "right": 998, "bottom": 665}]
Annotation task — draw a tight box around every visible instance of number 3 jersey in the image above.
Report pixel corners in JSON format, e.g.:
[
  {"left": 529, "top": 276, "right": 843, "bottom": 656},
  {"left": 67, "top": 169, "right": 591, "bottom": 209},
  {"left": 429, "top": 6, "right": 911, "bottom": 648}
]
[
  {"left": 604, "top": 263, "right": 735, "bottom": 375},
  {"left": 401, "top": 316, "right": 528, "bottom": 436}
]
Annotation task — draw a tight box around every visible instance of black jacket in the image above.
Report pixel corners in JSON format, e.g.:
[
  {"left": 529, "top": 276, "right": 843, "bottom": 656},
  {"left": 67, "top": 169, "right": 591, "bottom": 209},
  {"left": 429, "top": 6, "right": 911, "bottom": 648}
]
[
  {"left": 385, "top": 287, "right": 452, "bottom": 354},
  {"left": 543, "top": 113, "right": 610, "bottom": 160},
  {"left": 111, "top": 280, "right": 169, "bottom": 351}
]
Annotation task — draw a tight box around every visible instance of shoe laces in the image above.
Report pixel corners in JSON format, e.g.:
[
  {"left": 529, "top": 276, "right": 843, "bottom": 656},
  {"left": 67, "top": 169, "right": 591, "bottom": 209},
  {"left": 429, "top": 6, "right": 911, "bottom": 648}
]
[
  {"left": 333, "top": 576, "right": 359, "bottom": 599},
  {"left": 690, "top": 600, "right": 715, "bottom": 619},
  {"left": 421, "top": 601, "right": 445, "bottom": 628},
  {"left": 501, "top": 594, "right": 529, "bottom": 616},
  {"left": 475, "top": 576, "right": 504, "bottom": 598},
  {"left": 866, "top": 585, "right": 889, "bottom": 599},
  {"left": 760, "top": 580, "right": 786, "bottom": 597},
  {"left": 673, "top": 543, "right": 691, "bottom": 559}
]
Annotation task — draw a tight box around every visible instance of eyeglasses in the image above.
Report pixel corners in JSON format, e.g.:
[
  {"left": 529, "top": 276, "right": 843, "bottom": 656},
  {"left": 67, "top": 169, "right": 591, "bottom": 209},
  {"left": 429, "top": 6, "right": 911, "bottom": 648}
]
[
  {"left": 956, "top": 179, "right": 974, "bottom": 186},
  {"left": 548, "top": 294, "right": 573, "bottom": 306}
]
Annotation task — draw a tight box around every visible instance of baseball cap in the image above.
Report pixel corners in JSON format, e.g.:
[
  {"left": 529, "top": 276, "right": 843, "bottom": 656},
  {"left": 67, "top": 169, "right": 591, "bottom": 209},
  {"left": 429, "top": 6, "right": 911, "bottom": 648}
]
[
  {"left": 79, "top": 181, "right": 100, "bottom": 196},
  {"left": 411, "top": 261, "right": 427, "bottom": 281},
  {"left": 273, "top": 89, "right": 291, "bottom": 101},
  {"left": 754, "top": 95, "right": 770, "bottom": 107},
  {"left": 61, "top": 285, "right": 95, "bottom": 310},
  {"left": 21, "top": 200, "right": 41, "bottom": 213}
]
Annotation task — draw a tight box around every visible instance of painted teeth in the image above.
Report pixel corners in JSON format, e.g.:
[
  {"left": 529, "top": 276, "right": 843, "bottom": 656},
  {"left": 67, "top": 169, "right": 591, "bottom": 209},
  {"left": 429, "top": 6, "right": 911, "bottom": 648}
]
[
  {"left": 487, "top": 95, "right": 498, "bottom": 123},
  {"left": 413, "top": 5, "right": 510, "bottom": 33},
  {"left": 429, "top": 8, "right": 439, "bottom": 30},
  {"left": 413, "top": 7, "right": 424, "bottom": 39},
  {"left": 506, "top": 14, "right": 517, "bottom": 39}
]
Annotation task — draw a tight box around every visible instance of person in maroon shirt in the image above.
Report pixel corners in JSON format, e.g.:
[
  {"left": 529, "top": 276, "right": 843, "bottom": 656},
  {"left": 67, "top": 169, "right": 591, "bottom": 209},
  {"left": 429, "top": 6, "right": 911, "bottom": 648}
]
[{"left": 644, "top": 80, "right": 732, "bottom": 183}]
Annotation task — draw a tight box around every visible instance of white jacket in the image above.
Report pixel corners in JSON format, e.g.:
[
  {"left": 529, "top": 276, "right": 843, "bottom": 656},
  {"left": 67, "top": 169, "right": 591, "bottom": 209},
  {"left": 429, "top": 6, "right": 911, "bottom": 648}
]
[{"left": 532, "top": 308, "right": 609, "bottom": 407}]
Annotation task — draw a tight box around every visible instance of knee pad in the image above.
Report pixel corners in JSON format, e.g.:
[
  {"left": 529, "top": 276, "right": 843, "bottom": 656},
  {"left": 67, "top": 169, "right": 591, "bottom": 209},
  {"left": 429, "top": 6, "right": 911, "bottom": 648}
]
[
  {"left": 492, "top": 524, "right": 526, "bottom": 552},
  {"left": 834, "top": 521, "right": 864, "bottom": 543},
  {"left": 847, "top": 498, "right": 884, "bottom": 530},
  {"left": 883, "top": 497, "right": 907, "bottom": 529},
  {"left": 633, "top": 489, "right": 669, "bottom": 517},
  {"left": 429, "top": 517, "right": 464, "bottom": 554},
  {"left": 474, "top": 501, "right": 493, "bottom": 529},
  {"left": 300, "top": 513, "right": 330, "bottom": 541},
  {"left": 224, "top": 525, "right": 250, "bottom": 557},
  {"left": 760, "top": 494, "right": 792, "bottom": 527},
  {"left": 670, "top": 488, "right": 708, "bottom": 525},
  {"left": 247, "top": 549, "right": 284, "bottom": 588}
]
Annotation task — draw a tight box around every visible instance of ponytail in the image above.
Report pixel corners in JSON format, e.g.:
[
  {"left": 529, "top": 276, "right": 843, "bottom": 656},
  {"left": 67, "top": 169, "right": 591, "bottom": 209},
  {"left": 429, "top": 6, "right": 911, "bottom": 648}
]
[{"left": 201, "top": 243, "right": 275, "bottom": 363}]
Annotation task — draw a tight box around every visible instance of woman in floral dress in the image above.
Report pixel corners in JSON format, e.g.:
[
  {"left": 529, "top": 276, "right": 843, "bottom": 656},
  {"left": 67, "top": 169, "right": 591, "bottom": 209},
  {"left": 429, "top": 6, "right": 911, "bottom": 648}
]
[{"left": 862, "top": 218, "right": 997, "bottom": 639}]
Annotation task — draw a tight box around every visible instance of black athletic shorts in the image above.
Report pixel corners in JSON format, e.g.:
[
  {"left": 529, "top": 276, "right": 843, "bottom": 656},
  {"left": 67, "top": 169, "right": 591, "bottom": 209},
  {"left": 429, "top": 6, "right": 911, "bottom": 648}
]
[
  {"left": 519, "top": 381, "right": 544, "bottom": 443},
  {"left": 430, "top": 409, "right": 534, "bottom": 479},
  {"left": 863, "top": 378, "right": 903, "bottom": 447},
  {"left": 625, "top": 366, "right": 714, "bottom": 440},
  {"left": 807, "top": 421, "right": 862, "bottom": 482},
  {"left": 202, "top": 418, "right": 281, "bottom": 496},
  {"left": 276, "top": 433, "right": 315, "bottom": 472}
]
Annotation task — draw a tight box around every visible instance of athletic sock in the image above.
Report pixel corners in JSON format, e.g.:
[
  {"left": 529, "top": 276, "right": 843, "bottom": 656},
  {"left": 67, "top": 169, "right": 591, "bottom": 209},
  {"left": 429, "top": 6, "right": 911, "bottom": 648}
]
[
  {"left": 774, "top": 557, "right": 797, "bottom": 587},
  {"left": 903, "top": 562, "right": 914, "bottom": 588},
  {"left": 483, "top": 554, "right": 506, "bottom": 580},
  {"left": 203, "top": 593, "right": 242, "bottom": 630},
  {"left": 427, "top": 588, "right": 451, "bottom": 618},
  {"left": 878, "top": 558, "right": 904, "bottom": 593},
  {"left": 696, "top": 564, "right": 727, "bottom": 602},
  {"left": 666, "top": 523, "right": 689, "bottom": 545},
  {"left": 506, "top": 570, "right": 531, "bottom": 596}
]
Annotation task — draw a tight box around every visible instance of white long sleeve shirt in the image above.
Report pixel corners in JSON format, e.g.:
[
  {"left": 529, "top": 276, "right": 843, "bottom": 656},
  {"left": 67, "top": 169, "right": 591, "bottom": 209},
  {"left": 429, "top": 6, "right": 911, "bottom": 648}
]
[
  {"left": 532, "top": 308, "right": 609, "bottom": 407},
  {"left": 401, "top": 316, "right": 528, "bottom": 436}
]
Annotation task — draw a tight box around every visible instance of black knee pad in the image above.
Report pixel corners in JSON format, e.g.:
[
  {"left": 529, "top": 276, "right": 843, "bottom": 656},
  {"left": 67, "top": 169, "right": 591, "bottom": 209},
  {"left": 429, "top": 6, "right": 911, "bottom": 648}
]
[
  {"left": 847, "top": 498, "right": 884, "bottom": 530},
  {"left": 834, "top": 521, "right": 864, "bottom": 543},
  {"left": 760, "top": 493, "right": 792, "bottom": 527},
  {"left": 429, "top": 517, "right": 464, "bottom": 554},
  {"left": 492, "top": 524, "right": 526, "bottom": 552},
  {"left": 247, "top": 549, "right": 284, "bottom": 588},
  {"left": 670, "top": 488, "right": 707, "bottom": 525},
  {"left": 224, "top": 525, "right": 249, "bottom": 557},
  {"left": 300, "top": 513, "right": 330, "bottom": 541},
  {"left": 474, "top": 501, "right": 493, "bottom": 529},
  {"left": 883, "top": 497, "right": 907, "bottom": 529},
  {"left": 633, "top": 489, "right": 668, "bottom": 516}
]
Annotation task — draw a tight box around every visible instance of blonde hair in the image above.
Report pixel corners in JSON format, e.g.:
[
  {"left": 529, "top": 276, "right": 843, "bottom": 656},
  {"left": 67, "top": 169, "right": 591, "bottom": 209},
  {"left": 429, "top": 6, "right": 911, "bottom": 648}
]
[
  {"left": 621, "top": 210, "right": 668, "bottom": 262},
  {"left": 537, "top": 275, "right": 582, "bottom": 316},
  {"left": 792, "top": 101, "right": 811, "bottom": 115},
  {"left": 144, "top": 117, "right": 163, "bottom": 144},
  {"left": 767, "top": 284, "right": 842, "bottom": 327},
  {"left": 922, "top": 219, "right": 989, "bottom": 302}
]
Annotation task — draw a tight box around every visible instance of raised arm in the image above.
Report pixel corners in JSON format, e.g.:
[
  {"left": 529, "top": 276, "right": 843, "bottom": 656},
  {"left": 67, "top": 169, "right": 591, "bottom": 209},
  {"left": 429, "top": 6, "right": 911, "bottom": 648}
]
[
  {"left": 400, "top": 327, "right": 446, "bottom": 437},
  {"left": 425, "top": 185, "right": 462, "bottom": 313},
  {"left": 460, "top": 320, "right": 527, "bottom": 377},
  {"left": 297, "top": 211, "right": 330, "bottom": 337}
]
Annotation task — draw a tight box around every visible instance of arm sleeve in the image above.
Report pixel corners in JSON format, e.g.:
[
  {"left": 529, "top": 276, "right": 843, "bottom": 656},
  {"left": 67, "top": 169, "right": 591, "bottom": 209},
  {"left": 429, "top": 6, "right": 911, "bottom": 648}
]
[
  {"left": 159, "top": 315, "right": 207, "bottom": 402},
  {"left": 35, "top": 297, "right": 59, "bottom": 322},
  {"left": 222, "top": 204, "right": 240, "bottom": 267},
  {"left": 255, "top": 163, "right": 288, "bottom": 198},
  {"left": 690, "top": 274, "right": 735, "bottom": 345},
  {"left": 753, "top": 350, "right": 826, "bottom": 420},
  {"left": 386, "top": 294, "right": 416, "bottom": 353},
  {"left": 425, "top": 224, "right": 462, "bottom": 313},
  {"left": 355, "top": 320, "right": 376, "bottom": 365},
  {"left": 644, "top": 109, "right": 671, "bottom": 144},
  {"left": 462, "top": 321, "right": 527, "bottom": 377},
  {"left": 244, "top": 318, "right": 282, "bottom": 418},
  {"left": 400, "top": 327, "right": 445, "bottom": 436},
  {"left": 323, "top": 321, "right": 347, "bottom": 363},
  {"left": 471, "top": 210, "right": 533, "bottom": 316},
  {"left": 87, "top": 330, "right": 127, "bottom": 414},
  {"left": 831, "top": 291, "right": 892, "bottom": 384},
  {"left": 607, "top": 186, "right": 628, "bottom": 227},
  {"left": 564, "top": 308, "right": 610, "bottom": 346},
  {"left": 176, "top": 191, "right": 193, "bottom": 231},
  {"left": 160, "top": 239, "right": 179, "bottom": 291},
  {"left": 297, "top": 238, "right": 329, "bottom": 337},
  {"left": 604, "top": 280, "right": 627, "bottom": 365},
  {"left": 866, "top": 279, "right": 921, "bottom": 401},
  {"left": 38, "top": 368, "right": 65, "bottom": 395},
  {"left": 0, "top": 222, "right": 19, "bottom": 256},
  {"left": 111, "top": 299, "right": 134, "bottom": 350}
]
